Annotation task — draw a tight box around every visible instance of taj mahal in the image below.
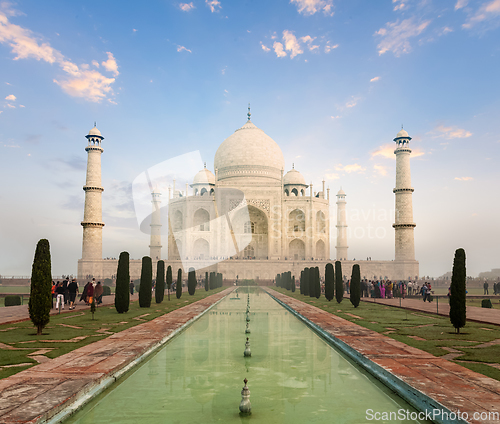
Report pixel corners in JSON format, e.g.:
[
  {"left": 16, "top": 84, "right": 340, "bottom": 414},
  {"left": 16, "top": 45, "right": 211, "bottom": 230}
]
[{"left": 77, "top": 109, "right": 419, "bottom": 282}]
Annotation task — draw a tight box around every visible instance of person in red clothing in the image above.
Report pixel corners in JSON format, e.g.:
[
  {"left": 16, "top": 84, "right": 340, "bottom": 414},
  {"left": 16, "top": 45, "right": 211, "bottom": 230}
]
[{"left": 86, "top": 282, "right": 94, "bottom": 305}]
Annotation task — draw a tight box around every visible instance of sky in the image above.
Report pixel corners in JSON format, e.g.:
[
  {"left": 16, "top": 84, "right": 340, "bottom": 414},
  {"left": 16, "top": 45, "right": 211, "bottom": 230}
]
[{"left": 0, "top": 0, "right": 499, "bottom": 278}]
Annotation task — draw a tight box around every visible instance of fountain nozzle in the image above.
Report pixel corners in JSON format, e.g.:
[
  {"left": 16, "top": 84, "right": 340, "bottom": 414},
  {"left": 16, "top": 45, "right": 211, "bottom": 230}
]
[{"left": 239, "top": 378, "right": 251, "bottom": 415}]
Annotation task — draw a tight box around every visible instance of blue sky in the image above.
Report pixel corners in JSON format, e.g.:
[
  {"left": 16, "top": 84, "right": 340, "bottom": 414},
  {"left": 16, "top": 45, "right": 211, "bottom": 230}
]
[{"left": 1, "top": 0, "right": 499, "bottom": 278}]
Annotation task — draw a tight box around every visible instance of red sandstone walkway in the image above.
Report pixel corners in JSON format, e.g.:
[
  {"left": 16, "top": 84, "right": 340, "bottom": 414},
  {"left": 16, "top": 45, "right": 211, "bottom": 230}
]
[
  {"left": 0, "top": 288, "right": 232, "bottom": 424},
  {"left": 361, "top": 296, "right": 500, "bottom": 326},
  {"left": 267, "top": 289, "right": 500, "bottom": 424}
]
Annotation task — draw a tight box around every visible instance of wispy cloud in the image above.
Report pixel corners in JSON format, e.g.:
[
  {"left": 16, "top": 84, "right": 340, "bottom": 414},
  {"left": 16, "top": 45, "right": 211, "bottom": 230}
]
[
  {"left": 177, "top": 45, "right": 192, "bottom": 53},
  {"left": 273, "top": 41, "right": 287, "bottom": 58},
  {"left": 5, "top": 94, "right": 15, "bottom": 101},
  {"left": 0, "top": 6, "right": 118, "bottom": 102},
  {"left": 455, "top": 176, "right": 473, "bottom": 181},
  {"left": 462, "top": 0, "right": 500, "bottom": 29},
  {"left": 335, "top": 163, "right": 366, "bottom": 173},
  {"left": 290, "top": 0, "right": 334, "bottom": 16},
  {"left": 370, "top": 76, "right": 380, "bottom": 82},
  {"left": 429, "top": 124, "right": 472, "bottom": 139},
  {"left": 206, "top": 0, "right": 221, "bottom": 13},
  {"left": 324, "top": 42, "right": 338, "bottom": 53},
  {"left": 393, "top": 0, "right": 406, "bottom": 11},
  {"left": 373, "top": 164, "right": 388, "bottom": 176},
  {"left": 179, "top": 2, "right": 195, "bottom": 11},
  {"left": 375, "top": 18, "right": 431, "bottom": 56},
  {"left": 325, "top": 173, "right": 340, "bottom": 180},
  {"left": 260, "top": 42, "right": 270, "bottom": 52},
  {"left": 455, "top": 0, "right": 468, "bottom": 10},
  {"left": 300, "top": 35, "right": 319, "bottom": 51},
  {"left": 283, "top": 30, "right": 303, "bottom": 58},
  {"left": 101, "top": 52, "right": 119, "bottom": 76}
]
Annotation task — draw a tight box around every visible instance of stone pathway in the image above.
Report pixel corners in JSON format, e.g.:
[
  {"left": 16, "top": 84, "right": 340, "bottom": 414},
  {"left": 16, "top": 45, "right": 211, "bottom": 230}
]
[
  {"left": 0, "top": 288, "right": 232, "bottom": 424},
  {"left": 268, "top": 289, "right": 500, "bottom": 424}
]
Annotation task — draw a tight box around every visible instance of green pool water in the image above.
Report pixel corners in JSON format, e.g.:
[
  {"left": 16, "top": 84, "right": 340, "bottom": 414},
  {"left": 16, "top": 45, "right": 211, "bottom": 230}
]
[{"left": 66, "top": 289, "right": 427, "bottom": 423}]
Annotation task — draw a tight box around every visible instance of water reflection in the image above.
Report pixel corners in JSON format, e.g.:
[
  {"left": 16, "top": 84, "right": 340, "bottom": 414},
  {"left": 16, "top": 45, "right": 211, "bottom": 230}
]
[{"left": 66, "top": 288, "right": 425, "bottom": 424}]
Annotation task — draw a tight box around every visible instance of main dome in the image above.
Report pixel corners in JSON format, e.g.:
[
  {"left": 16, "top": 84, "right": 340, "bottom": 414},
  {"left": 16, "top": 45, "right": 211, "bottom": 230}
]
[{"left": 214, "top": 120, "right": 285, "bottom": 182}]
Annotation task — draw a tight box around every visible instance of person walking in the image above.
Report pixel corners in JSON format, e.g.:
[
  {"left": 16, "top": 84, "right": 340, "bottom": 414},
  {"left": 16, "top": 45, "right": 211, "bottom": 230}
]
[
  {"left": 68, "top": 279, "right": 79, "bottom": 310},
  {"left": 94, "top": 281, "right": 104, "bottom": 305},
  {"left": 129, "top": 280, "right": 134, "bottom": 295},
  {"left": 55, "top": 282, "right": 65, "bottom": 311},
  {"left": 484, "top": 281, "right": 489, "bottom": 295},
  {"left": 86, "top": 281, "right": 95, "bottom": 305}
]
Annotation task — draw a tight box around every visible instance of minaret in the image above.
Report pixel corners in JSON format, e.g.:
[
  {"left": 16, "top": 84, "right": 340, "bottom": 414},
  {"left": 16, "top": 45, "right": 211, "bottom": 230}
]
[
  {"left": 81, "top": 124, "right": 104, "bottom": 261},
  {"left": 335, "top": 189, "right": 348, "bottom": 260},
  {"left": 150, "top": 188, "right": 162, "bottom": 260},
  {"left": 393, "top": 128, "right": 416, "bottom": 261}
]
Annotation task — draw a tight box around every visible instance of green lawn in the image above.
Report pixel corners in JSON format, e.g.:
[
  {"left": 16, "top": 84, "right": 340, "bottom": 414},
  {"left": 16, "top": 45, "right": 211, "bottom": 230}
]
[
  {"left": 271, "top": 287, "right": 500, "bottom": 381},
  {"left": 0, "top": 288, "right": 223, "bottom": 379}
]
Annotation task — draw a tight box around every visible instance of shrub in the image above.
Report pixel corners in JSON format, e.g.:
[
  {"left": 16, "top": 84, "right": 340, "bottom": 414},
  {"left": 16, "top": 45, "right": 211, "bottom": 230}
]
[
  {"left": 139, "top": 256, "right": 152, "bottom": 308},
  {"left": 5, "top": 295, "right": 21, "bottom": 306},
  {"left": 335, "top": 261, "right": 344, "bottom": 304},
  {"left": 28, "top": 239, "right": 52, "bottom": 335},
  {"left": 103, "top": 278, "right": 113, "bottom": 286},
  {"left": 102, "top": 285, "right": 112, "bottom": 296},
  {"left": 176, "top": 268, "right": 183, "bottom": 299},
  {"left": 482, "top": 299, "right": 492, "bottom": 308},
  {"left": 237, "top": 279, "right": 257, "bottom": 286},
  {"left": 449, "top": 248, "right": 466, "bottom": 334},
  {"left": 350, "top": 264, "right": 361, "bottom": 308},
  {"left": 325, "top": 263, "right": 334, "bottom": 301},
  {"left": 166, "top": 265, "right": 172, "bottom": 300},
  {"left": 155, "top": 260, "right": 165, "bottom": 304},
  {"left": 188, "top": 268, "right": 196, "bottom": 295},
  {"left": 115, "top": 252, "right": 130, "bottom": 313},
  {"left": 303, "top": 267, "right": 310, "bottom": 296}
]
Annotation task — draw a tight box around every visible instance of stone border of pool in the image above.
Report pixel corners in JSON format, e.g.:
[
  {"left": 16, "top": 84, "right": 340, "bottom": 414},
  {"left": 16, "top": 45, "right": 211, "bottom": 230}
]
[
  {"left": 265, "top": 288, "right": 500, "bottom": 424},
  {"left": 0, "top": 288, "right": 232, "bottom": 424}
]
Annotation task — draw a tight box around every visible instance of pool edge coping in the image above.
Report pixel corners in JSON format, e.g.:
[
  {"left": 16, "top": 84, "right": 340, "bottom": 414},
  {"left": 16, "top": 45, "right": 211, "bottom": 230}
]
[
  {"left": 265, "top": 289, "right": 469, "bottom": 424},
  {"left": 41, "top": 289, "right": 233, "bottom": 424}
]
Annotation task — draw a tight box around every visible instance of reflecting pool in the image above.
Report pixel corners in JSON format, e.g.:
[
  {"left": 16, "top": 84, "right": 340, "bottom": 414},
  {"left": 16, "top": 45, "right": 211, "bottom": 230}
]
[{"left": 66, "top": 288, "right": 427, "bottom": 423}]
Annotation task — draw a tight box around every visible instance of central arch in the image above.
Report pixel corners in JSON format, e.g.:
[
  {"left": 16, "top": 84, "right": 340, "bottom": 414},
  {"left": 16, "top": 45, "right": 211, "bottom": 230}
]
[
  {"left": 193, "top": 238, "right": 209, "bottom": 259},
  {"left": 232, "top": 205, "right": 268, "bottom": 259}
]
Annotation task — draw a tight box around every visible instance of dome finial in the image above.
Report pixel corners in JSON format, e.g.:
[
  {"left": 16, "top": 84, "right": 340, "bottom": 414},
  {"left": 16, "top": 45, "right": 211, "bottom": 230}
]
[
  {"left": 204, "top": 162, "right": 206, "bottom": 169},
  {"left": 292, "top": 163, "right": 294, "bottom": 169},
  {"left": 94, "top": 121, "right": 97, "bottom": 128},
  {"left": 401, "top": 124, "right": 403, "bottom": 130},
  {"left": 247, "top": 103, "right": 251, "bottom": 121}
]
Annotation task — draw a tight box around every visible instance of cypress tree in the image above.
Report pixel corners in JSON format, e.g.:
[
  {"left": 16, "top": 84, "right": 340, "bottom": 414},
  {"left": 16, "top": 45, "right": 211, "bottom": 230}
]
[
  {"left": 325, "top": 263, "right": 334, "bottom": 301},
  {"left": 300, "top": 270, "right": 304, "bottom": 294},
  {"left": 314, "top": 267, "right": 321, "bottom": 299},
  {"left": 303, "top": 267, "right": 310, "bottom": 296},
  {"left": 176, "top": 268, "right": 183, "bottom": 299},
  {"left": 350, "top": 264, "right": 361, "bottom": 308},
  {"left": 115, "top": 251, "right": 130, "bottom": 313},
  {"left": 309, "top": 267, "right": 315, "bottom": 298},
  {"left": 291, "top": 275, "right": 296, "bottom": 292},
  {"left": 335, "top": 261, "right": 344, "bottom": 304},
  {"left": 28, "top": 239, "right": 52, "bottom": 335},
  {"left": 450, "top": 248, "right": 467, "bottom": 334},
  {"left": 155, "top": 260, "right": 165, "bottom": 304},
  {"left": 139, "top": 256, "right": 153, "bottom": 308},
  {"left": 209, "top": 272, "right": 214, "bottom": 290},
  {"left": 276, "top": 273, "right": 280, "bottom": 288},
  {"left": 166, "top": 265, "right": 172, "bottom": 301},
  {"left": 205, "top": 271, "right": 209, "bottom": 291},
  {"left": 188, "top": 268, "right": 196, "bottom": 295}
]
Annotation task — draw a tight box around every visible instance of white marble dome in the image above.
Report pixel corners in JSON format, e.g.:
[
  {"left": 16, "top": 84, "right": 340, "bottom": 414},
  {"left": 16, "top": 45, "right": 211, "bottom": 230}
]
[
  {"left": 214, "top": 120, "right": 285, "bottom": 181},
  {"left": 284, "top": 168, "right": 306, "bottom": 186},
  {"left": 193, "top": 168, "right": 215, "bottom": 185},
  {"left": 88, "top": 126, "right": 102, "bottom": 137},
  {"left": 396, "top": 129, "right": 409, "bottom": 138}
]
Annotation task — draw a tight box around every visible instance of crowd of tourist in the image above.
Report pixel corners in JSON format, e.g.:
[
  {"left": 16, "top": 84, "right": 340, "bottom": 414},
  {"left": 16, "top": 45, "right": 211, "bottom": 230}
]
[{"left": 51, "top": 277, "right": 104, "bottom": 310}]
